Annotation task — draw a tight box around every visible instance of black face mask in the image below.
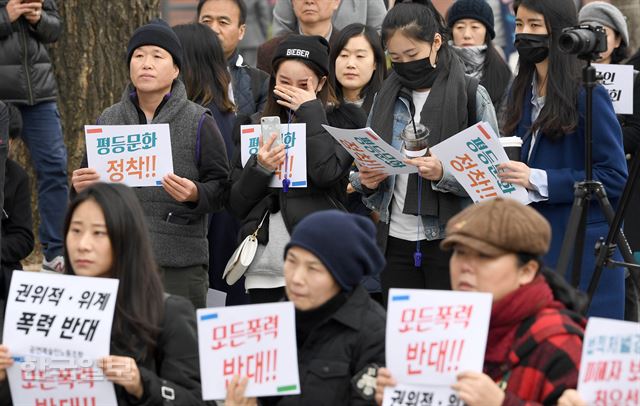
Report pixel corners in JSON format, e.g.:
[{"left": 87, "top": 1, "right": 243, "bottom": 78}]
[
  {"left": 392, "top": 52, "right": 439, "bottom": 90},
  {"left": 515, "top": 33, "right": 550, "bottom": 64}
]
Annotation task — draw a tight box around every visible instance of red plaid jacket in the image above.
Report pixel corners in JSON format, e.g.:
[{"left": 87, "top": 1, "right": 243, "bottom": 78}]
[{"left": 487, "top": 306, "right": 585, "bottom": 406}]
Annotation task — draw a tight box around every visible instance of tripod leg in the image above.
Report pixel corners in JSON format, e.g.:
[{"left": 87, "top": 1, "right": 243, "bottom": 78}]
[
  {"left": 595, "top": 188, "right": 636, "bottom": 264},
  {"left": 571, "top": 205, "right": 588, "bottom": 287},
  {"left": 556, "top": 188, "right": 588, "bottom": 280}
]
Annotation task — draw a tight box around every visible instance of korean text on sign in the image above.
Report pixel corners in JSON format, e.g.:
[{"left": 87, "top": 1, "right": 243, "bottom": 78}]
[
  {"left": 85, "top": 123, "right": 174, "bottom": 187},
  {"left": 323, "top": 125, "right": 418, "bottom": 176},
  {"left": 577, "top": 317, "right": 640, "bottom": 405},
  {"left": 386, "top": 289, "right": 491, "bottom": 387},
  {"left": 593, "top": 63, "right": 634, "bottom": 115},
  {"left": 3, "top": 272, "right": 119, "bottom": 406},
  {"left": 240, "top": 123, "right": 308, "bottom": 188},
  {"left": 197, "top": 301, "right": 300, "bottom": 399},
  {"left": 430, "top": 122, "right": 529, "bottom": 204},
  {"left": 382, "top": 383, "right": 465, "bottom": 406}
]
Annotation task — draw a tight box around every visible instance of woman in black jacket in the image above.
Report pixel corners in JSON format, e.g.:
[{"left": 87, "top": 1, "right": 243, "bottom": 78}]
[
  {"left": 226, "top": 210, "right": 386, "bottom": 406},
  {"left": 0, "top": 183, "right": 211, "bottom": 405},
  {"left": 229, "top": 35, "right": 367, "bottom": 304}
]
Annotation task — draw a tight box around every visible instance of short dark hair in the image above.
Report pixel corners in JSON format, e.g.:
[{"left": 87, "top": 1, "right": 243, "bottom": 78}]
[
  {"left": 7, "top": 103, "right": 22, "bottom": 140},
  {"left": 197, "top": 0, "right": 247, "bottom": 25}
]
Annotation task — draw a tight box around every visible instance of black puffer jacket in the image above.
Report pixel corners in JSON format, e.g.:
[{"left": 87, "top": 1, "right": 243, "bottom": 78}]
[
  {"left": 229, "top": 100, "right": 367, "bottom": 242},
  {"left": 0, "top": 0, "right": 61, "bottom": 104}
]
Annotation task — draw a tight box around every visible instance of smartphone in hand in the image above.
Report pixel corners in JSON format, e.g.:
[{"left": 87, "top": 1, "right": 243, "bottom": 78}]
[{"left": 260, "top": 116, "right": 282, "bottom": 150}]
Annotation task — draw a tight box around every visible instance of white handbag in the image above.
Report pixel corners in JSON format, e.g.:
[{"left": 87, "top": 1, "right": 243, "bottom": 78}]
[{"left": 223, "top": 211, "right": 269, "bottom": 285}]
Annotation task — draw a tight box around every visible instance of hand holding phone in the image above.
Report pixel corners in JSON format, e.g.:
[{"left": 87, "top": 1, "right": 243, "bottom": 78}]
[{"left": 260, "top": 116, "right": 282, "bottom": 150}]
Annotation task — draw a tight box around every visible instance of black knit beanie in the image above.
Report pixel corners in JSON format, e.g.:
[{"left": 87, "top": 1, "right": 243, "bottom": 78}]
[
  {"left": 272, "top": 35, "right": 330, "bottom": 77},
  {"left": 284, "top": 210, "right": 385, "bottom": 292},
  {"left": 127, "top": 19, "right": 183, "bottom": 69},
  {"left": 447, "top": 0, "right": 496, "bottom": 40}
]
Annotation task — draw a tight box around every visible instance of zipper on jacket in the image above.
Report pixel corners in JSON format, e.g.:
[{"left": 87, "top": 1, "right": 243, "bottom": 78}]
[{"left": 21, "top": 25, "right": 35, "bottom": 105}]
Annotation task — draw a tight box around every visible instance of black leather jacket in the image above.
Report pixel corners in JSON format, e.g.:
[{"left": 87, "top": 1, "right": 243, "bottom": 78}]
[{"left": 0, "top": 0, "right": 61, "bottom": 105}]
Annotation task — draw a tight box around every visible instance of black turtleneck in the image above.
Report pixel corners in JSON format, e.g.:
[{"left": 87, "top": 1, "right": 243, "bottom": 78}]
[{"left": 295, "top": 291, "right": 348, "bottom": 347}]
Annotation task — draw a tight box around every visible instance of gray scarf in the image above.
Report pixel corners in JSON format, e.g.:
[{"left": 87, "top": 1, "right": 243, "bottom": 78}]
[
  {"left": 370, "top": 48, "right": 471, "bottom": 224},
  {"left": 451, "top": 44, "right": 487, "bottom": 80}
]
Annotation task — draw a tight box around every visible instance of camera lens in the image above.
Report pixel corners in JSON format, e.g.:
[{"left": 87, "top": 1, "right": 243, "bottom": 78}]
[{"left": 559, "top": 29, "right": 597, "bottom": 55}]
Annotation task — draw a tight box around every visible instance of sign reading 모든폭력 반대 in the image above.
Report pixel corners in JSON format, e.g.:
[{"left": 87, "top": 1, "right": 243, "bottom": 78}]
[
  {"left": 85, "top": 124, "right": 174, "bottom": 187},
  {"left": 3, "top": 271, "right": 119, "bottom": 406},
  {"left": 197, "top": 301, "right": 300, "bottom": 400}
]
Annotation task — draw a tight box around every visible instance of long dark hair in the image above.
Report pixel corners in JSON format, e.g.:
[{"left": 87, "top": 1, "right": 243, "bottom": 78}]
[
  {"left": 480, "top": 34, "right": 512, "bottom": 107},
  {"left": 503, "top": 0, "right": 582, "bottom": 140},
  {"left": 173, "top": 23, "right": 235, "bottom": 113},
  {"left": 261, "top": 58, "right": 338, "bottom": 121},
  {"left": 329, "top": 23, "right": 387, "bottom": 114},
  {"left": 64, "top": 183, "right": 164, "bottom": 359}
]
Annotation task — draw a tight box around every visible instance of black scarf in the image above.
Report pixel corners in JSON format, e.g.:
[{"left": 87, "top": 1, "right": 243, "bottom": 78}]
[
  {"left": 295, "top": 292, "right": 347, "bottom": 347},
  {"left": 370, "top": 49, "right": 470, "bottom": 223}
]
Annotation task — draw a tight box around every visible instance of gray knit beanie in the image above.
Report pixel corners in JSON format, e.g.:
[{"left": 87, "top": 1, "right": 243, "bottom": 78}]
[{"left": 579, "top": 1, "right": 629, "bottom": 47}]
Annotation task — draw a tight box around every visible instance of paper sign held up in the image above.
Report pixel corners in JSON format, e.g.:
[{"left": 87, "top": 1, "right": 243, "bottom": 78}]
[
  {"left": 577, "top": 317, "right": 640, "bottom": 405},
  {"left": 430, "top": 122, "right": 529, "bottom": 204},
  {"left": 197, "top": 302, "right": 300, "bottom": 400},
  {"left": 85, "top": 124, "right": 174, "bottom": 187},
  {"left": 323, "top": 125, "right": 418, "bottom": 175},
  {"left": 240, "top": 124, "right": 307, "bottom": 188},
  {"left": 593, "top": 63, "right": 635, "bottom": 115},
  {"left": 385, "top": 289, "right": 492, "bottom": 387},
  {"left": 3, "top": 271, "right": 119, "bottom": 406}
]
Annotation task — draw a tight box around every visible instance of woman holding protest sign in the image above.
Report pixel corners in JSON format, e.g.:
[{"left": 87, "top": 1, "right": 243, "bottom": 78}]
[
  {"left": 498, "top": 0, "right": 628, "bottom": 319},
  {"left": 375, "top": 198, "right": 586, "bottom": 406},
  {"left": 0, "top": 183, "right": 210, "bottom": 405},
  {"left": 228, "top": 35, "right": 367, "bottom": 304},
  {"left": 225, "top": 210, "right": 386, "bottom": 406},
  {"left": 349, "top": 2, "right": 498, "bottom": 303}
]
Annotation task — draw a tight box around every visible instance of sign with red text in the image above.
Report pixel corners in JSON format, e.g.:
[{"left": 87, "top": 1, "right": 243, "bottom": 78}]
[
  {"left": 323, "top": 125, "right": 418, "bottom": 175},
  {"left": 386, "top": 289, "right": 492, "bottom": 387},
  {"left": 594, "top": 64, "right": 634, "bottom": 115},
  {"left": 383, "top": 383, "right": 463, "bottom": 406},
  {"left": 85, "top": 124, "right": 173, "bottom": 187},
  {"left": 3, "top": 272, "right": 119, "bottom": 406},
  {"left": 430, "top": 122, "right": 529, "bottom": 204},
  {"left": 240, "top": 124, "right": 307, "bottom": 188},
  {"left": 577, "top": 317, "right": 640, "bottom": 405},
  {"left": 197, "top": 302, "right": 300, "bottom": 400}
]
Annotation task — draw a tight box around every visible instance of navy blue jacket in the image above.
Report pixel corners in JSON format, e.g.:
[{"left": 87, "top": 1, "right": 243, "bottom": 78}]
[{"left": 516, "top": 84, "right": 628, "bottom": 319}]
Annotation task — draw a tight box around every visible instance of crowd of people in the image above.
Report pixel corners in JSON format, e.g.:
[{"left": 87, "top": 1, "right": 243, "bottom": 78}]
[{"left": 0, "top": 0, "right": 638, "bottom": 404}]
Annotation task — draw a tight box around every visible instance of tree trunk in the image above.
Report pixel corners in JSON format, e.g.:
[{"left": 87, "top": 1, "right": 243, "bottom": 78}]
[{"left": 15, "top": 0, "right": 160, "bottom": 265}]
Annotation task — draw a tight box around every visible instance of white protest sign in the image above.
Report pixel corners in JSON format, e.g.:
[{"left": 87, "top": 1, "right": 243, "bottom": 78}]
[
  {"left": 85, "top": 124, "right": 173, "bottom": 187},
  {"left": 323, "top": 125, "right": 418, "bottom": 175},
  {"left": 594, "top": 63, "right": 634, "bottom": 115},
  {"left": 240, "top": 124, "right": 307, "bottom": 188},
  {"left": 383, "top": 383, "right": 463, "bottom": 406},
  {"left": 577, "top": 317, "right": 640, "bottom": 404},
  {"left": 3, "top": 271, "right": 119, "bottom": 406},
  {"left": 197, "top": 301, "right": 300, "bottom": 400},
  {"left": 430, "top": 122, "right": 529, "bottom": 204},
  {"left": 206, "top": 288, "right": 227, "bottom": 308},
  {"left": 386, "top": 289, "right": 492, "bottom": 387}
]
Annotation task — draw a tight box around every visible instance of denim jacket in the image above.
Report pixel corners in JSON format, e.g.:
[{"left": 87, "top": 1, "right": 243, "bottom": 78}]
[{"left": 350, "top": 84, "right": 499, "bottom": 241}]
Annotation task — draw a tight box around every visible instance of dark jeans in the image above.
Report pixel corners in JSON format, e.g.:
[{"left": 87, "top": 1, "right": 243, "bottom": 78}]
[
  {"left": 381, "top": 236, "right": 452, "bottom": 306},
  {"left": 18, "top": 102, "right": 68, "bottom": 260}
]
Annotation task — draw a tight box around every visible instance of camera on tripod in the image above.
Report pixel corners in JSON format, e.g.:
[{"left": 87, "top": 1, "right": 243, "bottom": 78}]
[{"left": 559, "top": 24, "right": 607, "bottom": 60}]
